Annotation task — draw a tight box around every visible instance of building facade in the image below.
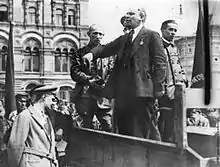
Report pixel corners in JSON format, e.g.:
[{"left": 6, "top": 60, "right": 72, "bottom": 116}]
[
  {"left": 0, "top": 0, "right": 90, "bottom": 101},
  {"left": 175, "top": 25, "right": 220, "bottom": 88}
]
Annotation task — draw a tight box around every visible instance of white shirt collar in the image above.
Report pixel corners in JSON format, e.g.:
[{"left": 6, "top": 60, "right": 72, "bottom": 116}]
[
  {"left": 132, "top": 24, "right": 144, "bottom": 41},
  {"left": 161, "top": 37, "right": 174, "bottom": 47},
  {"left": 161, "top": 37, "right": 170, "bottom": 44}
]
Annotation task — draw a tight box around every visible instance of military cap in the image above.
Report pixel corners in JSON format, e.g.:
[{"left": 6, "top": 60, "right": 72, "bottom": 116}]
[
  {"left": 15, "top": 92, "right": 29, "bottom": 101},
  {"left": 31, "top": 85, "right": 58, "bottom": 95}
]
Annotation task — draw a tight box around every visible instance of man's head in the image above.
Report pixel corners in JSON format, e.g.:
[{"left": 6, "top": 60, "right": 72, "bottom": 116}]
[
  {"left": 31, "top": 85, "right": 59, "bottom": 113},
  {"left": 15, "top": 93, "right": 29, "bottom": 113},
  {"left": 161, "top": 20, "right": 178, "bottom": 42},
  {"left": 87, "top": 24, "right": 104, "bottom": 46},
  {"left": 120, "top": 15, "right": 131, "bottom": 34},
  {"left": 125, "top": 7, "right": 146, "bottom": 29}
]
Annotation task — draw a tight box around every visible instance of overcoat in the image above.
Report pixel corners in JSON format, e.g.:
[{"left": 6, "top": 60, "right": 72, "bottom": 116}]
[
  {"left": 7, "top": 106, "right": 58, "bottom": 167},
  {"left": 91, "top": 27, "right": 167, "bottom": 98}
]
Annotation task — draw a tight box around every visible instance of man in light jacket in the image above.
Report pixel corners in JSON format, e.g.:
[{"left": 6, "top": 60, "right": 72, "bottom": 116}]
[{"left": 7, "top": 85, "right": 59, "bottom": 167}]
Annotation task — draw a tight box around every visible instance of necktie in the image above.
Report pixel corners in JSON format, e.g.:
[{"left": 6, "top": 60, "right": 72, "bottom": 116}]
[
  {"left": 123, "top": 29, "right": 134, "bottom": 56},
  {"left": 127, "top": 29, "right": 134, "bottom": 46}
]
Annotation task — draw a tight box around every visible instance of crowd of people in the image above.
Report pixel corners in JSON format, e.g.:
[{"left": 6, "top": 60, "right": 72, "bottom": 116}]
[{"left": 0, "top": 6, "right": 219, "bottom": 167}]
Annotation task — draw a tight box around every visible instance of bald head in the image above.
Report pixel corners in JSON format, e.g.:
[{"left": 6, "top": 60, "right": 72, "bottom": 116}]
[
  {"left": 125, "top": 7, "right": 146, "bottom": 29},
  {"left": 87, "top": 24, "right": 104, "bottom": 46}
]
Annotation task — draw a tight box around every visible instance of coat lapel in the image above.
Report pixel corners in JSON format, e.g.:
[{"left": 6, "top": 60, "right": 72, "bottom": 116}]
[
  {"left": 130, "top": 27, "right": 148, "bottom": 58},
  {"left": 28, "top": 106, "right": 52, "bottom": 142}
]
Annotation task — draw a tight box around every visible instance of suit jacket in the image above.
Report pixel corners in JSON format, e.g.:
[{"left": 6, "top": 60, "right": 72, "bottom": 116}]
[
  {"left": 7, "top": 106, "right": 57, "bottom": 167},
  {"left": 91, "top": 26, "right": 167, "bottom": 98}
]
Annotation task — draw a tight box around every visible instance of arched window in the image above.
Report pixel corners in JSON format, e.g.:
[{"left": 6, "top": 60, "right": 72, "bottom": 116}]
[
  {"left": 54, "top": 48, "right": 70, "bottom": 72},
  {"left": 0, "top": 83, "right": 4, "bottom": 100},
  {"left": 0, "top": 46, "right": 7, "bottom": 71},
  {"left": 24, "top": 47, "right": 31, "bottom": 71},
  {"left": 24, "top": 46, "right": 40, "bottom": 72},
  {"left": 32, "top": 47, "right": 40, "bottom": 72},
  {"left": 69, "top": 48, "right": 74, "bottom": 55},
  {"left": 55, "top": 48, "right": 61, "bottom": 72},
  {"left": 55, "top": 9, "right": 63, "bottom": 26},
  {"left": 68, "top": 10, "right": 75, "bottom": 25},
  {"left": 62, "top": 48, "right": 68, "bottom": 72},
  {"left": 59, "top": 86, "right": 73, "bottom": 102},
  {"left": 54, "top": 39, "right": 77, "bottom": 73},
  {"left": 0, "top": 5, "right": 8, "bottom": 22},
  {"left": 28, "top": 7, "right": 36, "bottom": 24}
]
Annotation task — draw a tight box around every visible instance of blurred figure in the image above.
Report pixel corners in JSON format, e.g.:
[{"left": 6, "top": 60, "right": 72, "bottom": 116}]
[
  {"left": 120, "top": 15, "right": 131, "bottom": 34},
  {"left": 8, "top": 93, "right": 29, "bottom": 122},
  {"left": 70, "top": 24, "right": 113, "bottom": 132},
  {"left": 206, "top": 108, "right": 220, "bottom": 127},
  {"left": 7, "top": 85, "right": 59, "bottom": 167},
  {"left": 54, "top": 100, "right": 73, "bottom": 141},
  {"left": 187, "top": 108, "right": 210, "bottom": 127},
  {"left": 55, "top": 128, "right": 67, "bottom": 167},
  {"left": 0, "top": 99, "right": 5, "bottom": 118},
  {"left": 0, "top": 99, "right": 7, "bottom": 153}
]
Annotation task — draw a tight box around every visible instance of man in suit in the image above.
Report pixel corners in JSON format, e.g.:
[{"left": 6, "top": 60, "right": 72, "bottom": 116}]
[
  {"left": 83, "top": 7, "right": 167, "bottom": 140},
  {"left": 70, "top": 24, "right": 114, "bottom": 132},
  {"left": 158, "top": 19, "right": 188, "bottom": 142},
  {"left": 7, "top": 85, "right": 59, "bottom": 167}
]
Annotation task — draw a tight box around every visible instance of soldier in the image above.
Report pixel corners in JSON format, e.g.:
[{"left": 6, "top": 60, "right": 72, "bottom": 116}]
[
  {"left": 70, "top": 24, "right": 113, "bottom": 132},
  {"left": 7, "top": 85, "right": 59, "bottom": 167},
  {"left": 158, "top": 19, "right": 188, "bottom": 142},
  {"left": 8, "top": 93, "right": 30, "bottom": 121}
]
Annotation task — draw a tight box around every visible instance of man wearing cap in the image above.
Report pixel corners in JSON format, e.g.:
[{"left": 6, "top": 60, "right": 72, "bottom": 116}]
[
  {"left": 70, "top": 24, "right": 114, "bottom": 132},
  {"left": 8, "top": 93, "right": 30, "bottom": 121},
  {"left": 83, "top": 7, "right": 166, "bottom": 140},
  {"left": 7, "top": 85, "right": 59, "bottom": 167}
]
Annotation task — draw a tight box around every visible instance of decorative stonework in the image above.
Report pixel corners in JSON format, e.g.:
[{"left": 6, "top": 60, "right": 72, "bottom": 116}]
[
  {"left": 46, "top": 31, "right": 50, "bottom": 36},
  {"left": 14, "top": 29, "right": 20, "bottom": 35},
  {"left": 46, "top": 40, "right": 50, "bottom": 46},
  {"left": 15, "top": 39, "right": 20, "bottom": 45},
  {"left": 24, "top": 38, "right": 41, "bottom": 48}
]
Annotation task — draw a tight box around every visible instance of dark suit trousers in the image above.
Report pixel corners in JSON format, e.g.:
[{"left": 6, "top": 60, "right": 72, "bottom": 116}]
[
  {"left": 158, "top": 95, "right": 174, "bottom": 142},
  {"left": 75, "top": 97, "right": 112, "bottom": 132},
  {"left": 115, "top": 97, "right": 161, "bottom": 140}
]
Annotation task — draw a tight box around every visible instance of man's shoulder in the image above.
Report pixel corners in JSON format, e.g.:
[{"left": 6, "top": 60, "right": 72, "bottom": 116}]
[{"left": 142, "top": 27, "right": 159, "bottom": 34}]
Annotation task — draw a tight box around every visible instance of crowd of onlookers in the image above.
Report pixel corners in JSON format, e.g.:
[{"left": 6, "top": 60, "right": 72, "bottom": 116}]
[
  {"left": 187, "top": 108, "right": 220, "bottom": 127},
  {"left": 0, "top": 92, "right": 101, "bottom": 167}
]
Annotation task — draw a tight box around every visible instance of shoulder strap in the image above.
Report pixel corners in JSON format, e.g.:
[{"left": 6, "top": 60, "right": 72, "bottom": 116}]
[{"left": 165, "top": 47, "right": 176, "bottom": 86}]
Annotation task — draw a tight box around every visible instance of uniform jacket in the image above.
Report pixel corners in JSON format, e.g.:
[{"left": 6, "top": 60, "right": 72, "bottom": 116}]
[
  {"left": 7, "top": 106, "right": 58, "bottom": 167},
  {"left": 162, "top": 38, "right": 188, "bottom": 99},
  {"left": 70, "top": 43, "right": 115, "bottom": 107},
  {"left": 91, "top": 26, "right": 167, "bottom": 98}
]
